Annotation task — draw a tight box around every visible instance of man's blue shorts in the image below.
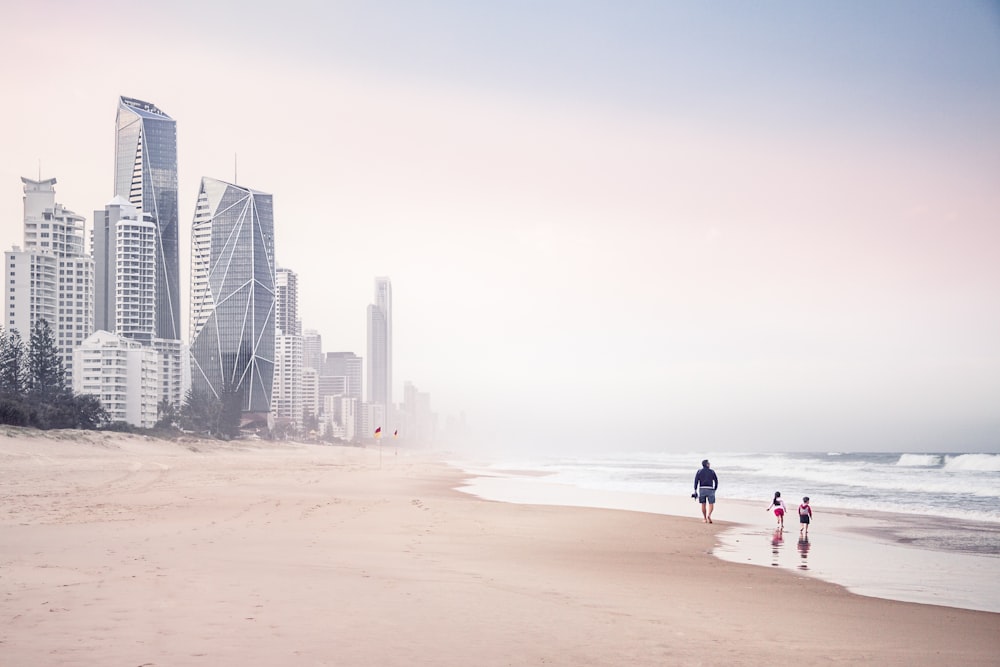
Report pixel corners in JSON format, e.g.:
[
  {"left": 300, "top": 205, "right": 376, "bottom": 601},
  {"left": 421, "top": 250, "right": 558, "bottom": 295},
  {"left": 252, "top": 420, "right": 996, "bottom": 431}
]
[{"left": 698, "top": 489, "right": 716, "bottom": 504}]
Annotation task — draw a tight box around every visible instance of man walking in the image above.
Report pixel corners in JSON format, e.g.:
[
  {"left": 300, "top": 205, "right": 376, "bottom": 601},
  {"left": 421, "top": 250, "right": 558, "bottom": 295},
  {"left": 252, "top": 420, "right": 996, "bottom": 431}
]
[{"left": 693, "top": 459, "right": 718, "bottom": 523}]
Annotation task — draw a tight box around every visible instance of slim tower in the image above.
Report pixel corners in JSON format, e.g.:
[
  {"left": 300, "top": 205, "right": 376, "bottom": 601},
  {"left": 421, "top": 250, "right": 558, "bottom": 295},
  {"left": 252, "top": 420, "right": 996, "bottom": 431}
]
[
  {"left": 273, "top": 267, "right": 303, "bottom": 425},
  {"left": 366, "top": 277, "right": 392, "bottom": 413},
  {"left": 114, "top": 96, "right": 180, "bottom": 341}
]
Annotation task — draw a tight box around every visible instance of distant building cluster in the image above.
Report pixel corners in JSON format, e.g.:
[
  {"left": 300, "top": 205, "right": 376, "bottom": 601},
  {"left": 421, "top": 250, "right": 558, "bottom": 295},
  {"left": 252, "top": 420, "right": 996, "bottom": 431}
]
[{"left": 5, "top": 95, "right": 437, "bottom": 443}]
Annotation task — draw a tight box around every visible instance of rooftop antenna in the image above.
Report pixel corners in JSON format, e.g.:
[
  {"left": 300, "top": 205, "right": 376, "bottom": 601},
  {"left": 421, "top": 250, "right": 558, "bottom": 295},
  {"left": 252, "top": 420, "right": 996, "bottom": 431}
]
[
  {"left": 234, "top": 153, "right": 238, "bottom": 184},
  {"left": 38, "top": 159, "right": 41, "bottom": 181}
]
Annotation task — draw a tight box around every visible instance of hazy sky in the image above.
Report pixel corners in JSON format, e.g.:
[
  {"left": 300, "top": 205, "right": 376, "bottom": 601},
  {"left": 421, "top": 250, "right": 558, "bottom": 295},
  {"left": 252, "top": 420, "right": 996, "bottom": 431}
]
[{"left": 2, "top": 1, "right": 999, "bottom": 453}]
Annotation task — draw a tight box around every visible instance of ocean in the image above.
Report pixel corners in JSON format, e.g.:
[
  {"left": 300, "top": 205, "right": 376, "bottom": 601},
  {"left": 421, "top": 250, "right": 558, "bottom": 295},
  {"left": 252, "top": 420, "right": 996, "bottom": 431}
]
[{"left": 453, "top": 450, "right": 1000, "bottom": 613}]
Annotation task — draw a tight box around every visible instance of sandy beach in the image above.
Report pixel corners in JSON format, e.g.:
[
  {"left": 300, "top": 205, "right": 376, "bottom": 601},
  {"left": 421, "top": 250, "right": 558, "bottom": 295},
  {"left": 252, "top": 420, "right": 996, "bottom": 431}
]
[{"left": 1, "top": 430, "right": 997, "bottom": 666}]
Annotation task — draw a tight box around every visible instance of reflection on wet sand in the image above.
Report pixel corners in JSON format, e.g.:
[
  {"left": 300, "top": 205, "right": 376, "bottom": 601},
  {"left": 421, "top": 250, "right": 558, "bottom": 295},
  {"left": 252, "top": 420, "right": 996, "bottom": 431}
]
[
  {"left": 797, "top": 536, "right": 811, "bottom": 570},
  {"left": 771, "top": 527, "right": 784, "bottom": 566}
]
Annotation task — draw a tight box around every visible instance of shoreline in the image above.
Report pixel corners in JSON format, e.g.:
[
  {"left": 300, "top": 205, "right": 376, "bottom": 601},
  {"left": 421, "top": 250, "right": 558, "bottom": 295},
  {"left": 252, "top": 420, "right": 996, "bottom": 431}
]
[
  {"left": 2, "top": 431, "right": 998, "bottom": 665},
  {"left": 456, "top": 469, "right": 1000, "bottom": 613}
]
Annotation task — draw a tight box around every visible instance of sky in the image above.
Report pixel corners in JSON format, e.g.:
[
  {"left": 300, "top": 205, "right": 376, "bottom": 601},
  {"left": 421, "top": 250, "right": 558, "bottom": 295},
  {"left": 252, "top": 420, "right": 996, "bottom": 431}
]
[{"left": 1, "top": 1, "right": 999, "bottom": 453}]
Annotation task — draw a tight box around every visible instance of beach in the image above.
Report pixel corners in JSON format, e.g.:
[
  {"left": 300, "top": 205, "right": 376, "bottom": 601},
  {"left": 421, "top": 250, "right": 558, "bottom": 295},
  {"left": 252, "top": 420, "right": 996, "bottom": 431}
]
[{"left": 1, "top": 430, "right": 998, "bottom": 666}]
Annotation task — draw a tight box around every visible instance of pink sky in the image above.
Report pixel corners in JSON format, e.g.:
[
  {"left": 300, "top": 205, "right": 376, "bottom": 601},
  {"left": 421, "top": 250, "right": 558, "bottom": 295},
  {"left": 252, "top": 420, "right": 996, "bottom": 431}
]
[{"left": 2, "top": 2, "right": 998, "bottom": 451}]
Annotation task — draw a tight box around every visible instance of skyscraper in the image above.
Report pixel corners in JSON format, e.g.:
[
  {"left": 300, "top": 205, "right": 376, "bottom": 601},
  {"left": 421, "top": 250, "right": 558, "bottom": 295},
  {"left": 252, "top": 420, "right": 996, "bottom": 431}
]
[
  {"left": 302, "top": 328, "right": 322, "bottom": 372},
  {"left": 322, "top": 351, "right": 362, "bottom": 440},
  {"left": 114, "top": 96, "right": 180, "bottom": 341},
  {"left": 366, "top": 277, "right": 392, "bottom": 412},
  {"left": 6, "top": 177, "right": 94, "bottom": 383},
  {"left": 189, "top": 177, "right": 275, "bottom": 423},
  {"left": 273, "top": 267, "right": 303, "bottom": 426},
  {"left": 93, "top": 197, "right": 156, "bottom": 344},
  {"left": 275, "top": 267, "right": 300, "bottom": 336}
]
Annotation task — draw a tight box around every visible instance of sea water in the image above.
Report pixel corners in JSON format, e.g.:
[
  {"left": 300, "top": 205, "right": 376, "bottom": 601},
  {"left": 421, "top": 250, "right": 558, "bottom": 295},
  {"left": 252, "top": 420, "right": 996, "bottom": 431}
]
[{"left": 454, "top": 451, "right": 1000, "bottom": 612}]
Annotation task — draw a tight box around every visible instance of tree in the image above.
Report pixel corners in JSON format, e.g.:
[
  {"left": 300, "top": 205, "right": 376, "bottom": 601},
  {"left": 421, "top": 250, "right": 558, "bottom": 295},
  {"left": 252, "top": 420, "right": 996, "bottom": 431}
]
[
  {"left": 72, "top": 394, "right": 109, "bottom": 430},
  {"left": 181, "top": 387, "right": 221, "bottom": 434},
  {"left": 156, "top": 399, "right": 179, "bottom": 429},
  {"left": 218, "top": 387, "right": 243, "bottom": 440},
  {"left": 0, "top": 327, "right": 27, "bottom": 396},
  {"left": 28, "top": 319, "right": 66, "bottom": 401}
]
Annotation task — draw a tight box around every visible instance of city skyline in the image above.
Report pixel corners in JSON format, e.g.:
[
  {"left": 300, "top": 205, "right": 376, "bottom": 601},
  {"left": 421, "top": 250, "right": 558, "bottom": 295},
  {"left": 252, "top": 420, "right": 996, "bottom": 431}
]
[{"left": 2, "top": 2, "right": 999, "bottom": 452}]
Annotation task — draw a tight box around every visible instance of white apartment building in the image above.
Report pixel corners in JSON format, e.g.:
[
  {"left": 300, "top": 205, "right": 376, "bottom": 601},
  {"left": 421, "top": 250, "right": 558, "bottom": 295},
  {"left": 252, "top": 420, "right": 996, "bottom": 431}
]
[
  {"left": 94, "top": 198, "right": 156, "bottom": 343},
  {"left": 272, "top": 267, "right": 303, "bottom": 427},
  {"left": 359, "top": 402, "right": 385, "bottom": 442},
  {"left": 323, "top": 395, "right": 357, "bottom": 442},
  {"left": 273, "top": 332, "right": 303, "bottom": 427},
  {"left": 93, "top": 197, "right": 185, "bottom": 411},
  {"left": 153, "top": 337, "right": 188, "bottom": 411},
  {"left": 302, "top": 366, "right": 319, "bottom": 426},
  {"left": 302, "top": 329, "right": 322, "bottom": 371},
  {"left": 114, "top": 215, "right": 156, "bottom": 344},
  {"left": 73, "top": 330, "right": 159, "bottom": 428},
  {"left": 6, "top": 178, "right": 94, "bottom": 383}
]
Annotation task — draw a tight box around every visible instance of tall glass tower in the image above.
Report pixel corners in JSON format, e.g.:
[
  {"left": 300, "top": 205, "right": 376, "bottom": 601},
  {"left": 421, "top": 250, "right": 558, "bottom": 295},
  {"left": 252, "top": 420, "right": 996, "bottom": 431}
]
[
  {"left": 189, "top": 177, "right": 276, "bottom": 422},
  {"left": 366, "top": 277, "right": 392, "bottom": 412},
  {"left": 114, "top": 96, "right": 180, "bottom": 341}
]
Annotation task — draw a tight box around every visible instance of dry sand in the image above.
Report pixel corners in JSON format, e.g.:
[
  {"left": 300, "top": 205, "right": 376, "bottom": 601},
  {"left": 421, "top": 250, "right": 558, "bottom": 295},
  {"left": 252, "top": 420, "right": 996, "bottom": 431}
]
[{"left": 1, "top": 429, "right": 997, "bottom": 666}]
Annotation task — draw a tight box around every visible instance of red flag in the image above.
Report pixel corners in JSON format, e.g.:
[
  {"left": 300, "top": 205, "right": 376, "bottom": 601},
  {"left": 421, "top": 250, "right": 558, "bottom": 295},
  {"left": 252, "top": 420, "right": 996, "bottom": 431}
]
[
  {"left": 393, "top": 429, "right": 398, "bottom": 438},
  {"left": 374, "top": 426, "right": 382, "bottom": 439}
]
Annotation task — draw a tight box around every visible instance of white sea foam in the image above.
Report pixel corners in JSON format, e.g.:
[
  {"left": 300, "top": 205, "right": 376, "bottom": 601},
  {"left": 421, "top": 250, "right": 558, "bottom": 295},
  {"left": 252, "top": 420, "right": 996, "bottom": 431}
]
[
  {"left": 943, "top": 453, "right": 1000, "bottom": 472},
  {"left": 896, "top": 454, "right": 943, "bottom": 467}
]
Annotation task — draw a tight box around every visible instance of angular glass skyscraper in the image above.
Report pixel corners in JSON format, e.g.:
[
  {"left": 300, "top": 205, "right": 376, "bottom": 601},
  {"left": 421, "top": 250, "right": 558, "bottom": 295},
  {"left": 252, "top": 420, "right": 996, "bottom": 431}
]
[
  {"left": 114, "top": 96, "right": 180, "bottom": 341},
  {"left": 189, "top": 177, "right": 275, "bottom": 421}
]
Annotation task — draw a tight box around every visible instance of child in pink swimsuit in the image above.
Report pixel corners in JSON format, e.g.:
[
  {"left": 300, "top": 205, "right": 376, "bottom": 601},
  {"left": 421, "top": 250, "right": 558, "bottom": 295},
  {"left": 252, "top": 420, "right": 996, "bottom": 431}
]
[{"left": 766, "top": 491, "right": 787, "bottom": 529}]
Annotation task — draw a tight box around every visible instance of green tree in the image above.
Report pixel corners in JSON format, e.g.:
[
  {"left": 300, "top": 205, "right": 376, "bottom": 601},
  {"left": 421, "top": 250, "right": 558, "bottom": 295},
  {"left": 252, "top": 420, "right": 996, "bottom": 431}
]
[
  {"left": 0, "top": 327, "right": 27, "bottom": 395},
  {"left": 181, "top": 387, "right": 221, "bottom": 434},
  {"left": 72, "top": 394, "right": 109, "bottom": 429},
  {"left": 28, "top": 319, "right": 66, "bottom": 401},
  {"left": 218, "top": 387, "right": 243, "bottom": 440},
  {"left": 156, "top": 399, "right": 179, "bottom": 429}
]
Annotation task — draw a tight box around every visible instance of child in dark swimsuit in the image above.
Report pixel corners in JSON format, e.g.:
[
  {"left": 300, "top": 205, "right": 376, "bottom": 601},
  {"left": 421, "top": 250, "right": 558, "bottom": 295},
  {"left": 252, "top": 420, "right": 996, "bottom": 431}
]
[{"left": 798, "top": 496, "right": 812, "bottom": 536}]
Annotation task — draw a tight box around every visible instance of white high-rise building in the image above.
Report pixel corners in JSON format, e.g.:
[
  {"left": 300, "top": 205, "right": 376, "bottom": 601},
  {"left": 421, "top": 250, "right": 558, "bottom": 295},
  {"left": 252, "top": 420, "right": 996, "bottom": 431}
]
[
  {"left": 302, "top": 329, "right": 322, "bottom": 372},
  {"left": 366, "top": 277, "right": 392, "bottom": 416},
  {"left": 275, "top": 268, "right": 300, "bottom": 336},
  {"left": 360, "top": 402, "right": 385, "bottom": 442},
  {"left": 273, "top": 332, "right": 303, "bottom": 427},
  {"left": 73, "top": 330, "right": 159, "bottom": 428},
  {"left": 93, "top": 197, "right": 156, "bottom": 343},
  {"left": 6, "top": 177, "right": 94, "bottom": 383},
  {"left": 153, "top": 337, "right": 188, "bottom": 411},
  {"left": 321, "top": 351, "right": 362, "bottom": 438},
  {"left": 323, "top": 395, "right": 357, "bottom": 441},
  {"left": 93, "top": 196, "right": 185, "bottom": 413},
  {"left": 273, "top": 267, "right": 303, "bottom": 427},
  {"left": 302, "top": 366, "right": 319, "bottom": 426}
]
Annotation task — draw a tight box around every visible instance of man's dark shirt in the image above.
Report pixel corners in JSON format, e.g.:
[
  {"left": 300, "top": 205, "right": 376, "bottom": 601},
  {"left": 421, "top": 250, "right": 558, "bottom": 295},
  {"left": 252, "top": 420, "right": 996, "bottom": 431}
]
[{"left": 694, "top": 468, "right": 718, "bottom": 491}]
